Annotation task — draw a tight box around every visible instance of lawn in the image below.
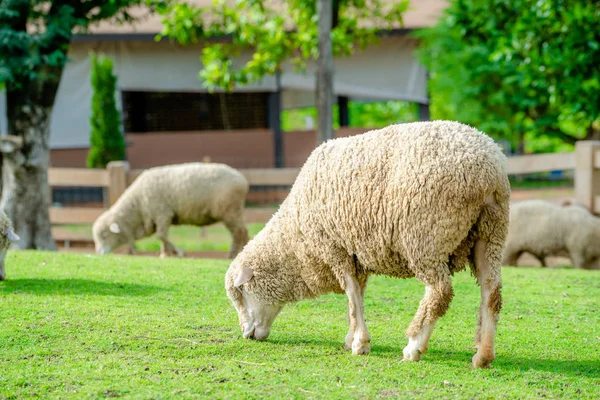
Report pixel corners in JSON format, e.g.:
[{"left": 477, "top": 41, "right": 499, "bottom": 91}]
[
  {"left": 55, "top": 223, "right": 267, "bottom": 253},
  {"left": 1, "top": 251, "right": 598, "bottom": 399}
]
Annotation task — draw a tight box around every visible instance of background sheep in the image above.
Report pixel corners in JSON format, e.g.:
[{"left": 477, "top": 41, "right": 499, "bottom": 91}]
[
  {"left": 0, "top": 210, "right": 20, "bottom": 280},
  {"left": 93, "top": 163, "right": 249, "bottom": 258},
  {"left": 503, "top": 200, "right": 600, "bottom": 269},
  {"left": 226, "top": 121, "right": 510, "bottom": 368}
]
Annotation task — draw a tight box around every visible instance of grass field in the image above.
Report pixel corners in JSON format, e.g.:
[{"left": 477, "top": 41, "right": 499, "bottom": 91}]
[
  {"left": 55, "top": 223, "right": 267, "bottom": 253},
  {"left": 1, "top": 251, "right": 598, "bottom": 399}
]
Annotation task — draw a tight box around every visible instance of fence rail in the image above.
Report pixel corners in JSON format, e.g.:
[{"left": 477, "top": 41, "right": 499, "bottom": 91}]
[
  {"left": 505, "top": 152, "right": 576, "bottom": 175},
  {"left": 50, "top": 151, "right": 583, "bottom": 226},
  {"left": 50, "top": 144, "right": 600, "bottom": 251}
]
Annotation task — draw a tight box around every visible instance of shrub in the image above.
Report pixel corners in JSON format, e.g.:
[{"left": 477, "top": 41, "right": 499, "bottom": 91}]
[{"left": 87, "top": 53, "right": 125, "bottom": 168}]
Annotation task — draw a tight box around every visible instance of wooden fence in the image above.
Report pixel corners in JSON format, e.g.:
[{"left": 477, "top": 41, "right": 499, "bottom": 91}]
[
  {"left": 50, "top": 141, "right": 600, "bottom": 250},
  {"left": 49, "top": 163, "right": 295, "bottom": 226}
]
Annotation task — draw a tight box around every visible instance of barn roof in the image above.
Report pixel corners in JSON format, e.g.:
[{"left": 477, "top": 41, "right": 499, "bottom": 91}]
[{"left": 80, "top": 0, "right": 447, "bottom": 39}]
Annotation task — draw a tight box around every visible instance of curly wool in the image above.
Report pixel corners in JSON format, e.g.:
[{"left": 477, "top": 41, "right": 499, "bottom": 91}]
[
  {"left": 0, "top": 211, "right": 13, "bottom": 250},
  {"left": 226, "top": 120, "right": 510, "bottom": 304},
  {"left": 502, "top": 200, "right": 600, "bottom": 269},
  {"left": 94, "top": 162, "right": 249, "bottom": 257}
]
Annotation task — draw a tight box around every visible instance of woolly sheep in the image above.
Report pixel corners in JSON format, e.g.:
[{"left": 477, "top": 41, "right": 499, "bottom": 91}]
[
  {"left": 503, "top": 200, "right": 600, "bottom": 269},
  {"left": 93, "top": 163, "right": 249, "bottom": 259},
  {"left": 0, "top": 210, "right": 20, "bottom": 280},
  {"left": 225, "top": 121, "right": 510, "bottom": 368}
]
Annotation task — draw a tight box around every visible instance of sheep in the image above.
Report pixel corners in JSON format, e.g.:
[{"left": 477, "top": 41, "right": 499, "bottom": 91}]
[
  {"left": 502, "top": 200, "right": 600, "bottom": 269},
  {"left": 93, "top": 162, "right": 249, "bottom": 259},
  {"left": 225, "top": 120, "right": 510, "bottom": 368},
  {"left": 560, "top": 198, "right": 587, "bottom": 209},
  {"left": 0, "top": 210, "right": 20, "bottom": 280}
]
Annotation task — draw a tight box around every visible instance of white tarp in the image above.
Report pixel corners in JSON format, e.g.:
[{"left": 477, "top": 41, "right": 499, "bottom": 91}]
[{"left": 0, "top": 35, "right": 427, "bottom": 148}]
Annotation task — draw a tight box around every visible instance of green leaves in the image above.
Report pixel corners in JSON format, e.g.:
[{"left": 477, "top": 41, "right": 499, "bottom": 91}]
[
  {"left": 0, "top": 0, "right": 169, "bottom": 88},
  {"left": 157, "top": 0, "right": 409, "bottom": 93},
  {"left": 417, "top": 0, "right": 600, "bottom": 153}
]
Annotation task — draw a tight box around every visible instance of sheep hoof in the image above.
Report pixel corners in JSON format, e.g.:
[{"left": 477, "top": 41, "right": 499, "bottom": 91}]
[
  {"left": 351, "top": 342, "right": 371, "bottom": 355},
  {"left": 472, "top": 352, "right": 494, "bottom": 368},
  {"left": 343, "top": 333, "right": 354, "bottom": 351},
  {"left": 402, "top": 347, "right": 422, "bottom": 362}
]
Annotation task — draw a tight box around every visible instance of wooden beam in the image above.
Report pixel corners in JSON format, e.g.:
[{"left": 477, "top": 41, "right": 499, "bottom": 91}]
[
  {"left": 239, "top": 168, "right": 299, "bottom": 186},
  {"left": 243, "top": 207, "right": 277, "bottom": 223},
  {"left": 127, "top": 169, "right": 144, "bottom": 185},
  {"left": 338, "top": 96, "right": 349, "bottom": 127},
  {"left": 268, "top": 72, "right": 284, "bottom": 168},
  {"left": 575, "top": 141, "right": 600, "bottom": 213},
  {"left": 50, "top": 207, "right": 104, "bottom": 224},
  {"left": 316, "top": 0, "right": 334, "bottom": 144},
  {"left": 418, "top": 103, "right": 430, "bottom": 121},
  {"left": 506, "top": 152, "right": 576, "bottom": 175},
  {"left": 49, "top": 168, "right": 110, "bottom": 187},
  {"left": 593, "top": 150, "right": 600, "bottom": 169},
  {"left": 107, "top": 161, "right": 129, "bottom": 205},
  {"left": 49, "top": 206, "right": 274, "bottom": 226}
]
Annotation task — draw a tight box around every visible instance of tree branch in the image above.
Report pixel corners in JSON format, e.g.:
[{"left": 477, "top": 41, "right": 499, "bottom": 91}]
[{"left": 543, "top": 126, "right": 578, "bottom": 145}]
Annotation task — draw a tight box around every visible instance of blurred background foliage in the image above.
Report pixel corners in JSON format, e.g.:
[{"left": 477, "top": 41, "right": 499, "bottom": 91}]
[
  {"left": 415, "top": 0, "right": 600, "bottom": 154},
  {"left": 281, "top": 101, "right": 419, "bottom": 131}
]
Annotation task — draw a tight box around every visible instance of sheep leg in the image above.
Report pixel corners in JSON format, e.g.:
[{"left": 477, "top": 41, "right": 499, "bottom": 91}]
[
  {"left": 502, "top": 249, "right": 521, "bottom": 267},
  {"left": 538, "top": 256, "right": 547, "bottom": 267},
  {"left": 570, "top": 252, "right": 586, "bottom": 270},
  {"left": 223, "top": 218, "right": 250, "bottom": 259},
  {"left": 403, "top": 263, "right": 453, "bottom": 362},
  {"left": 155, "top": 220, "right": 184, "bottom": 258},
  {"left": 342, "top": 273, "right": 371, "bottom": 355},
  {"left": 344, "top": 274, "right": 368, "bottom": 351},
  {"left": 472, "top": 239, "right": 502, "bottom": 368},
  {"left": 158, "top": 237, "right": 182, "bottom": 258}
]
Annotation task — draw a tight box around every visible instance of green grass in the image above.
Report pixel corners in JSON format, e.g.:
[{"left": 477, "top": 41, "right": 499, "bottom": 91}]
[
  {"left": 55, "top": 223, "right": 266, "bottom": 252},
  {"left": 1, "top": 252, "right": 599, "bottom": 399}
]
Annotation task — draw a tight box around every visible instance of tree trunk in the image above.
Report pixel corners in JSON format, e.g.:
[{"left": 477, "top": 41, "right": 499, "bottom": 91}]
[
  {"left": 584, "top": 124, "right": 600, "bottom": 141},
  {"left": 316, "top": 0, "right": 334, "bottom": 144},
  {"left": 514, "top": 130, "right": 526, "bottom": 155},
  {"left": 1, "top": 85, "right": 59, "bottom": 250}
]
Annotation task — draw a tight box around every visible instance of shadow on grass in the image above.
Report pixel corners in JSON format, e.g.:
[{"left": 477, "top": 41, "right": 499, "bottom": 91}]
[
  {"left": 267, "top": 335, "right": 404, "bottom": 356},
  {"left": 266, "top": 335, "right": 599, "bottom": 378},
  {"left": 0, "top": 278, "right": 164, "bottom": 296},
  {"left": 426, "top": 349, "right": 600, "bottom": 378}
]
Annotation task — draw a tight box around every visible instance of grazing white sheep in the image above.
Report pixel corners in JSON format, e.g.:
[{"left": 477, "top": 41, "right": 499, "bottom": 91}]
[
  {"left": 93, "top": 163, "right": 249, "bottom": 259},
  {"left": 503, "top": 200, "right": 600, "bottom": 269},
  {"left": 225, "top": 121, "right": 510, "bottom": 368},
  {"left": 0, "top": 210, "right": 20, "bottom": 280}
]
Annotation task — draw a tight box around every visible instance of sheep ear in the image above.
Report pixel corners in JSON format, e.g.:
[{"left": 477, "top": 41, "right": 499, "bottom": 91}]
[
  {"left": 234, "top": 267, "right": 254, "bottom": 288},
  {"left": 109, "top": 223, "right": 121, "bottom": 234},
  {"left": 6, "top": 228, "right": 19, "bottom": 242}
]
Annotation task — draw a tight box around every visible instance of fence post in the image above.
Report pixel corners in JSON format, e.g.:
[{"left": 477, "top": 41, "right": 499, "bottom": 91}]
[
  {"left": 575, "top": 141, "right": 600, "bottom": 214},
  {"left": 107, "top": 161, "right": 129, "bottom": 206}
]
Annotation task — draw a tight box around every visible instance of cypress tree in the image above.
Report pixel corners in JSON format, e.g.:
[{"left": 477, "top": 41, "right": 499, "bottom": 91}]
[{"left": 87, "top": 53, "right": 125, "bottom": 168}]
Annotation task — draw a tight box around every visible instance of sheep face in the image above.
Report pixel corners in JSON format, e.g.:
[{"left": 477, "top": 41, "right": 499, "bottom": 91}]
[
  {"left": 226, "top": 266, "right": 283, "bottom": 341},
  {"left": 0, "top": 227, "right": 20, "bottom": 281},
  {"left": 92, "top": 217, "right": 127, "bottom": 255}
]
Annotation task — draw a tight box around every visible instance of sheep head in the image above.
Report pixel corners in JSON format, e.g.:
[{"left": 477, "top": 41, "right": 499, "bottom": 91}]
[
  {"left": 92, "top": 212, "right": 128, "bottom": 255},
  {"left": 225, "top": 260, "right": 283, "bottom": 341}
]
